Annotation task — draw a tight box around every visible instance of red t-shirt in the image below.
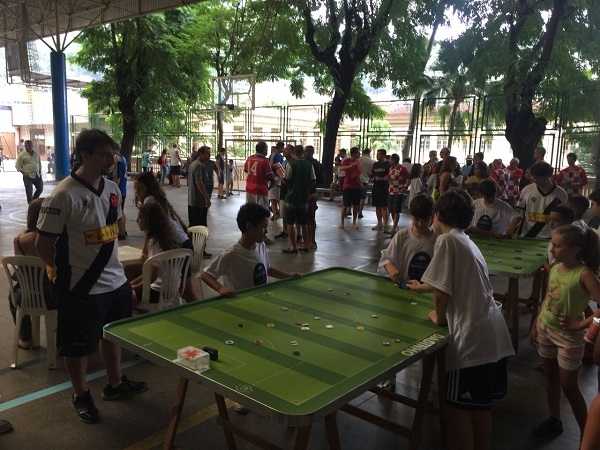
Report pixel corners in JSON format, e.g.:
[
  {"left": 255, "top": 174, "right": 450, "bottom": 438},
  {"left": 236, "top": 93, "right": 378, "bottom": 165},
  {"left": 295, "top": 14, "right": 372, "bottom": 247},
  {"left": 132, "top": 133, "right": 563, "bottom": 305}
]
[
  {"left": 341, "top": 158, "right": 362, "bottom": 189},
  {"left": 244, "top": 154, "right": 271, "bottom": 195}
]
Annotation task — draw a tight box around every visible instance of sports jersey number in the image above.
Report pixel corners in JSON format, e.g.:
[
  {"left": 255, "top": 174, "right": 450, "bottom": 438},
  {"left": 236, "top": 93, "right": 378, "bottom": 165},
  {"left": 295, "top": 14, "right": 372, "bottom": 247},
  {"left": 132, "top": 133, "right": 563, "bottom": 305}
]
[{"left": 248, "top": 161, "right": 258, "bottom": 176}]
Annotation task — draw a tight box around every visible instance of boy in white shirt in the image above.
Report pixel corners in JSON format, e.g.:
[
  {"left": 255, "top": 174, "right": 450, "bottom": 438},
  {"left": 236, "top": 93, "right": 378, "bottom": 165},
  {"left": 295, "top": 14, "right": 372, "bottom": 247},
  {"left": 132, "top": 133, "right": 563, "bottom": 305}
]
[
  {"left": 201, "top": 203, "right": 299, "bottom": 297},
  {"left": 379, "top": 195, "right": 437, "bottom": 285},
  {"left": 407, "top": 189, "right": 514, "bottom": 450},
  {"left": 468, "top": 180, "right": 520, "bottom": 238}
]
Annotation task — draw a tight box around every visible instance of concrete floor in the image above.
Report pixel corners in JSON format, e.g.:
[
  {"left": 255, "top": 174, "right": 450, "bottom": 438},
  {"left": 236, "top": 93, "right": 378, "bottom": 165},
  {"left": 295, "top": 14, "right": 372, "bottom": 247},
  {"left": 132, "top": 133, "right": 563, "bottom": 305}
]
[{"left": 0, "top": 165, "right": 597, "bottom": 449}]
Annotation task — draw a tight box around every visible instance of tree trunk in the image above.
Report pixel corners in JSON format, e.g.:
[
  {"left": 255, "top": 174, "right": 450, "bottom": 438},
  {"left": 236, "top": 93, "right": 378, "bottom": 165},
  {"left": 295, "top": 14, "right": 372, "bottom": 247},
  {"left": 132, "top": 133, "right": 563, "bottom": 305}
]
[
  {"left": 216, "top": 110, "right": 224, "bottom": 150},
  {"left": 402, "top": 96, "right": 421, "bottom": 159},
  {"left": 447, "top": 97, "right": 461, "bottom": 150},
  {"left": 505, "top": 106, "right": 547, "bottom": 171},
  {"left": 321, "top": 92, "right": 348, "bottom": 187}
]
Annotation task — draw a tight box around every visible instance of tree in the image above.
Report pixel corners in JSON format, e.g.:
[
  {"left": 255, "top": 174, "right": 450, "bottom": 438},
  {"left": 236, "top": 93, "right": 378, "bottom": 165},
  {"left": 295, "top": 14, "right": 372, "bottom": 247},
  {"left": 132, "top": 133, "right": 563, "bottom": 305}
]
[
  {"left": 185, "top": 0, "right": 306, "bottom": 150},
  {"left": 452, "top": 0, "right": 600, "bottom": 171},
  {"left": 298, "top": 0, "right": 397, "bottom": 184},
  {"left": 71, "top": 9, "right": 211, "bottom": 161}
]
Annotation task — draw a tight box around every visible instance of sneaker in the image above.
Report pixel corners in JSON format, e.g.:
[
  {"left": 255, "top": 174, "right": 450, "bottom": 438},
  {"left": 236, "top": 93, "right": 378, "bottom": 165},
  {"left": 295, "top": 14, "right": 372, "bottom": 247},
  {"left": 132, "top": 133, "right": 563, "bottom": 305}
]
[
  {"left": 102, "top": 376, "right": 148, "bottom": 401},
  {"left": 296, "top": 234, "right": 303, "bottom": 244},
  {"left": 233, "top": 402, "right": 249, "bottom": 415},
  {"left": 358, "top": 213, "right": 364, "bottom": 219},
  {"left": 274, "top": 231, "right": 288, "bottom": 239},
  {"left": 531, "top": 417, "right": 563, "bottom": 437},
  {"left": 377, "top": 378, "right": 396, "bottom": 390},
  {"left": 203, "top": 251, "right": 213, "bottom": 259},
  {"left": 372, "top": 225, "right": 383, "bottom": 231},
  {"left": 264, "top": 237, "right": 274, "bottom": 245},
  {"left": 0, "top": 419, "right": 13, "bottom": 434},
  {"left": 72, "top": 390, "right": 100, "bottom": 423}
]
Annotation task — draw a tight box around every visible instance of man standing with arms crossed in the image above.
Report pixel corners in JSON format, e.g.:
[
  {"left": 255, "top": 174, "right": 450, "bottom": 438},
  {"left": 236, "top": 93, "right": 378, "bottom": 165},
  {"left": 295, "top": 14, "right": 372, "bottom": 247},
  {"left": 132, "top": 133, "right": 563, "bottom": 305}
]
[
  {"left": 15, "top": 139, "right": 43, "bottom": 204},
  {"left": 36, "top": 129, "right": 147, "bottom": 423}
]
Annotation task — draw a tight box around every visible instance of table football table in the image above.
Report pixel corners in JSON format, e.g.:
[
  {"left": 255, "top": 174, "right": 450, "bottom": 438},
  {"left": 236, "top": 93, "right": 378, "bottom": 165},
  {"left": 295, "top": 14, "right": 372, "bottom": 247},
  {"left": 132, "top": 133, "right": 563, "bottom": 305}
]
[
  {"left": 471, "top": 235, "right": 548, "bottom": 351},
  {"left": 104, "top": 268, "right": 448, "bottom": 450}
]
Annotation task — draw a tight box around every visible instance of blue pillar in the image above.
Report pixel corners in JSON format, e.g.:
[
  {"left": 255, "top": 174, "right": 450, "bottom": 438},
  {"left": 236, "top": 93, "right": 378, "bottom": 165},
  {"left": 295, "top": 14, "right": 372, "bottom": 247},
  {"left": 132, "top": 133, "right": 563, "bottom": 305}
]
[{"left": 50, "top": 51, "right": 69, "bottom": 180}]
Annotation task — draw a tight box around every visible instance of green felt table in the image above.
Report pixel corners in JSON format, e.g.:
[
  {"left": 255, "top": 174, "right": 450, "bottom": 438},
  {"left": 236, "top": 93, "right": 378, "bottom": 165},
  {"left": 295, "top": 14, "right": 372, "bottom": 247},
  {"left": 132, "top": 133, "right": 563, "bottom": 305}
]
[
  {"left": 104, "top": 268, "right": 448, "bottom": 449},
  {"left": 471, "top": 235, "right": 548, "bottom": 351},
  {"left": 471, "top": 235, "right": 549, "bottom": 278}
]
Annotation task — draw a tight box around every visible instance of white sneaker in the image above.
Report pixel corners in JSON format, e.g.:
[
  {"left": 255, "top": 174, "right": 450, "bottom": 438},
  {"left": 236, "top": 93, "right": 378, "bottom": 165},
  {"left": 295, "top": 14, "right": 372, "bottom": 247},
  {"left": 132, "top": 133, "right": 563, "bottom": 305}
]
[{"left": 233, "top": 403, "right": 249, "bottom": 414}]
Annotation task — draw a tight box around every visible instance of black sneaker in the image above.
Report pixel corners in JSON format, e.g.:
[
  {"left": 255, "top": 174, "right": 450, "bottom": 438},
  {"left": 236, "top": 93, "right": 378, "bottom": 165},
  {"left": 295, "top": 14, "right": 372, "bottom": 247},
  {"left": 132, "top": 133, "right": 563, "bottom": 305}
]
[
  {"left": 264, "top": 237, "right": 274, "bottom": 245},
  {"left": 72, "top": 390, "right": 100, "bottom": 423},
  {"left": 274, "top": 232, "right": 288, "bottom": 239},
  {"left": 531, "top": 417, "right": 563, "bottom": 437},
  {"left": 102, "top": 376, "right": 148, "bottom": 401},
  {"left": 0, "top": 419, "right": 13, "bottom": 434},
  {"left": 203, "top": 251, "right": 212, "bottom": 259},
  {"left": 358, "top": 213, "right": 364, "bottom": 219}
]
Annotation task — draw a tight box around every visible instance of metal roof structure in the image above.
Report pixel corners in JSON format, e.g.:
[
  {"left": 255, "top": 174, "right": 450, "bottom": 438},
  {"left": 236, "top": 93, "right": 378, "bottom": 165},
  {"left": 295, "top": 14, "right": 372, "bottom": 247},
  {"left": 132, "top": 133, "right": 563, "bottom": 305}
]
[{"left": 0, "top": 1, "right": 202, "bottom": 49}]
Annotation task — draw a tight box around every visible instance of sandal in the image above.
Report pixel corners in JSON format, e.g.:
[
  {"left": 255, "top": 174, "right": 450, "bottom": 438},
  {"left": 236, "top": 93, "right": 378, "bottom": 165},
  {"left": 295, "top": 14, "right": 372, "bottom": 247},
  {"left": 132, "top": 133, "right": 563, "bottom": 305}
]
[{"left": 282, "top": 248, "right": 298, "bottom": 254}]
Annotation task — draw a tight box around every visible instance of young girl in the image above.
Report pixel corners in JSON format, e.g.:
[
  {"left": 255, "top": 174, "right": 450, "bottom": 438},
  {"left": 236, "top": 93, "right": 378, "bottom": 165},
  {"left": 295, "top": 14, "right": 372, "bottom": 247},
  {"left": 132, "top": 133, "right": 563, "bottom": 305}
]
[
  {"left": 530, "top": 225, "right": 600, "bottom": 438},
  {"left": 131, "top": 203, "right": 181, "bottom": 306},
  {"left": 407, "top": 163, "right": 423, "bottom": 207},
  {"left": 131, "top": 172, "right": 196, "bottom": 300},
  {"left": 226, "top": 159, "right": 235, "bottom": 195}
]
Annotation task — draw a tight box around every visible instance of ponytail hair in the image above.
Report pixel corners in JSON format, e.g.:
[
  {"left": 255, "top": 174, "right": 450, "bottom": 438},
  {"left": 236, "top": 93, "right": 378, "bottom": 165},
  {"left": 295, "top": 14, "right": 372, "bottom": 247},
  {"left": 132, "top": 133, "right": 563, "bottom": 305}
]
[{"left": 554, "top": 225, "right": 600, "bottom": 272}]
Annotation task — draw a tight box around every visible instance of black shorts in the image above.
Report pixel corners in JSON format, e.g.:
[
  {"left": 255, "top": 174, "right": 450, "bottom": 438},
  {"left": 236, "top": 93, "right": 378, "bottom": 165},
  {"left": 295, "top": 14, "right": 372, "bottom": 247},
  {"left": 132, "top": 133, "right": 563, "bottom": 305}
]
[
  {"left": 307, "top": 197, "right": 318, "bottom": 222},
  {"left": 388, "top": 194, "right": 404, "bottom": 214},
  {"left": 360, "top": 184, "right": 368, "bottom": 200},
  {"left": 218, "top": 174, "right": 225, "bottom": 184},
  {"left": 371, "top": 185, "right": 388, "bottom": 207},
  {"left": 284, "top": 203, "right": 308, "bottom": 225},
  {"left": 170, "top": 165, "right": 181, "bottom": 176},
  {"left": 134, "top": 286, "right": 161, "bottom": 304},
  {"left": 56, "top": 282, "right": 132, "bottom": 358},
  {"left": 337, "top": 177, "right": 344, "bottom": 191},
  {"left": 188, "top": 205, "right": 208, "bottom": 227},
  {"left": 120, "top": 195, "right": 126, "bottom": 211},
  {"left": 342, "top": 188, "right": 361, "bottom": 207},
  {"left": 445, "top": 357, "right": 508, "bottom": 411}
]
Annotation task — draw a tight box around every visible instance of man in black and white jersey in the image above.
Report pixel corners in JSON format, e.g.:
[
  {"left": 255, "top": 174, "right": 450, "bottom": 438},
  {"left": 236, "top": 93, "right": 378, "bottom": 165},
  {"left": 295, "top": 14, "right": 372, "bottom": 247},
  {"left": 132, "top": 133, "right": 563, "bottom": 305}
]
[{"left": 36, "top": 129, "right": 147, "bottom": 423}]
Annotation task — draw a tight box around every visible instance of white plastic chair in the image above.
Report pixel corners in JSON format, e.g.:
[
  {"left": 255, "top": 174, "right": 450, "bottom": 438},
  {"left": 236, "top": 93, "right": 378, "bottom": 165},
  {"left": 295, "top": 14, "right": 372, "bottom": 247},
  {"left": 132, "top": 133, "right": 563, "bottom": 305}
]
[
  {"left": 3, "top": 256, "right": 57, "bottom": 369},
  {"left": 141, "top": 248, "right": 192, "bottom": 311},
  {"left": 187, "top": 226, "right": 210, "bottom": 297}
]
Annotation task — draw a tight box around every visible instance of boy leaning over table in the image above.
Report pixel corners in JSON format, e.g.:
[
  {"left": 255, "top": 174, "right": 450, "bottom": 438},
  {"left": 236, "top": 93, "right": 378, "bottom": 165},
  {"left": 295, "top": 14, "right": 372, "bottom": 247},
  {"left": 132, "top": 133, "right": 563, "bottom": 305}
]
[
  {"left": 407, "top": 189, "right": 514, "bottom": 450},
  {"left": 200, "top": 202, "right": 301, "bottom": 414}
]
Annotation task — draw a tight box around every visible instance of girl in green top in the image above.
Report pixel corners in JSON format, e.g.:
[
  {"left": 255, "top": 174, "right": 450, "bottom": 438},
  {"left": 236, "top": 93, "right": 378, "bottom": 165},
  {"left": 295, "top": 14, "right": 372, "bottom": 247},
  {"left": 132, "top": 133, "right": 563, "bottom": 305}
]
[{"left": 530, "top": 225, "right": 600, "bottom": 439}]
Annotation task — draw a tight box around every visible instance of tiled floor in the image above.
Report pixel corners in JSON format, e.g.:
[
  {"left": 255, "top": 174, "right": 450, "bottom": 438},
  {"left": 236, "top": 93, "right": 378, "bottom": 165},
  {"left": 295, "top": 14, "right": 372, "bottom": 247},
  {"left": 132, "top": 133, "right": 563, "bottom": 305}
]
[{"left": 0, "top": 166, "right": 597, "bottom": 449}]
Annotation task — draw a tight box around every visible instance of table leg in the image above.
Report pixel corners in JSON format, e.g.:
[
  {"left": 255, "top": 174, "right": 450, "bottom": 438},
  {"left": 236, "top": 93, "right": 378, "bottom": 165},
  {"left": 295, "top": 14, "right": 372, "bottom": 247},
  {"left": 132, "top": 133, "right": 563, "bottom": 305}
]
[
  {"left": 215, "top": 393, "right": 237, "bottom": 450},
  {"left": 162, "top": 376, "right": 189, "bottom": 450},
  {"left": 507, "top": 277, "right": 519, "bottom": 352},
  {"left": 436, "top": 348, "right": 447, "bottom": 443},
  {"left": 323, "top": 412, "right": 341, "bottom": 450},
  {"left": 409, "top": 352, "right": 436, "bottom": 450}
]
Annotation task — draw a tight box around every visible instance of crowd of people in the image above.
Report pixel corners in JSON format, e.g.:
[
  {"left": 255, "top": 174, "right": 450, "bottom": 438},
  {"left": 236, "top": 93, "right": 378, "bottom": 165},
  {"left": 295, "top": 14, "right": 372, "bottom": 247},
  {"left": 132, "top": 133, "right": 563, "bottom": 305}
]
[{"left": 5, "top": 132, "right": 600, "bottom": 450}]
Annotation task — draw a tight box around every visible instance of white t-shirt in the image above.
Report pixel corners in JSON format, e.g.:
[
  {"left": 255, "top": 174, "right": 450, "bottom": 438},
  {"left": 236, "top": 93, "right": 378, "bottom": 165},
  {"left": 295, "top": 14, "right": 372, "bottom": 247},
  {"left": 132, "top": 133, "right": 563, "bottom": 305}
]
[
  {"left": 203, "top": 242, "right": 270, "bottom": 291},
  {"left": 169, "top": 148, "right": 180, "bottom": 166},
  {"left": 420, "top": 229, "right": 514, "bottom": 371},
  {"left": 37, "top": 174, "right": 127, "bottom": 294},
  {"left": 359, "top": 155, "right": 374, "bottom": 184},
  {"left": 516, "top": 183, "right": 568, "bottom": 239},
  {"left": 471, "top": 198, "right": 519, "bottom": 234},
  {"left": 408, "top": 178, "right": 423, "bottom": 206},
  {"left": 379, "top": 227, "right": 437, "bottom": 281}
]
